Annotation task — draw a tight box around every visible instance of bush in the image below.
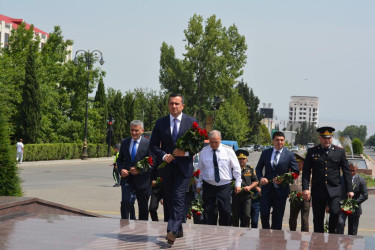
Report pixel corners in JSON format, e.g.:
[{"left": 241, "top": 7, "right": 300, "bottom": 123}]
[
  {"left": 22, "top": 143, "right": 112, "bottom": 161},
  {"left": 352, "top": 138, "right": 363, "bottom": 154}
]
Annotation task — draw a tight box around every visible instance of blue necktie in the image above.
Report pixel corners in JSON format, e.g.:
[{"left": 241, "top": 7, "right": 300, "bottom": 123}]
[
  {"left": 273, "top": 151, "right": 280, "bottom": 168},
  {"left": 131, "top": 140, "right": 137, "bottom": 161},
  {"left": 213, "top": 149, "right": 220, "bottom": 183},
  {"left": 172, "top": 118, "right": 178, "bottom": 143}
]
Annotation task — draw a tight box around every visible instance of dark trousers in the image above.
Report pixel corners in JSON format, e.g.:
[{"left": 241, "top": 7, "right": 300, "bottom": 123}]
[
  {"left": 232, "top": 193, "right": 252, "bottom": 227},
  {"left": 163, "top": 166, "right": 191, "bottom": 233},
  {"left": 135, "top": 187, "right": 151, "bottom": 220},
  {"left": 311, "top": 189, "right": 341, "bottom": 233},
  {"left": 112, "top": 166, "right": 119, "bottom": 184},
  {"left": 260, "top": 188, "right": 287, "bottom": 230},
  {"left": 203, "top": 181, "right": 232, "bottom": 226},
  {"left": 121, "top": 182, "right": 136, "bottom": 219},
  {"left": 183, "top": 187, "right": 195, "bottom": 223},
  {"left": 289, "top": 200, "right": 311, "bottom": 232},
  {"left": 337, "top": 211, "right": 360, "bottom": 235},
  {"left": 149, "top": 186, "right": 163, "bottom": 221},
  {"left": 250, "top": 198, "right": 260, "bottom": 228}
]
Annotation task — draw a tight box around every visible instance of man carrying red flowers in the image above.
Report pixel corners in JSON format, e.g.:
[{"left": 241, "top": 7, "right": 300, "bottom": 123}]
[
  {"left": 337, "top": 163, "right": 368, "bottom": 235},
  {"left": 289, "top": 153, "right": 311, "bottom": 232}
]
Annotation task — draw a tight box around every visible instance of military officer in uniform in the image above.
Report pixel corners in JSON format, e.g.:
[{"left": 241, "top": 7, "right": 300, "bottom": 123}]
[
  {"left": 302, "top": 126, "right": 353, "bottom": 233},
  {"left": 231, "top": 149, "right": 259, "bottom": 227}
]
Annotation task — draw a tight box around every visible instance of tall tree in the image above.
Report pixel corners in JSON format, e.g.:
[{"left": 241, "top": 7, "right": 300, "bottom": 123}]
[
  {"left": 340, "top": 125, "right": 367, "bottom": 143},
  {"left": 159, "top": 14, "right": 247, "bottom": 123},
  {"left": 214, "top": 92, "right": 249, "bottom": 144},
  {"left": 19, "top": 42, "right": 42, "bottom": 143},
  {"left": 236, "top": 79, "right": 262, "bottom": 142},
  {"left": 94, "top": 76, "right": 108, "bottom": 143}
]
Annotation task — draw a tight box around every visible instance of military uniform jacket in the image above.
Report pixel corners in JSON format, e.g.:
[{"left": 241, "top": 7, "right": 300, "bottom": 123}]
[
  {"left": 233, "top": 165, "right": 258, "bottom": 197},
  {"left": 302, "top": 144, "right": 352, "bottom": 198}
]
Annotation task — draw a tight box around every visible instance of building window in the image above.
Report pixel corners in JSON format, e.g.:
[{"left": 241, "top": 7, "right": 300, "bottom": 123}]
[
  {"left": 4, "top": 33, "right": 9, "bottom": 47},
  {"left": 5, "top": 23, "right": 11, "bottom": 29}
]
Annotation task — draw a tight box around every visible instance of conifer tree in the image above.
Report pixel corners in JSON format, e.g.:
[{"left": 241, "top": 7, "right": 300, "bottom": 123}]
[
  {"left": 19, "top": 42, "right": 42, "bottom": 143},
  {"left": 0, "top": 101, "right": 22, "bottom": 196}
]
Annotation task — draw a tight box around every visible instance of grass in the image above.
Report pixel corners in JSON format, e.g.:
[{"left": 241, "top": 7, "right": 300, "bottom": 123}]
[{"left": 359, "top": 173, "right": 375, "bottom": 187}]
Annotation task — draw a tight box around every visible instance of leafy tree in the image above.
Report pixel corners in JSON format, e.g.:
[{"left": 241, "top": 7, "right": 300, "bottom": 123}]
[
  {"left": 340, "top": 125, "right": 367, "bottom": 143},
  {"left": 236, "top": 79, "right": 262, "bottom": 143},
  {"left": 214, "top": 92, "right": 249, "bottom": 144},
  {"left": 159, "top": 14, "right": 247, "bottom": 123},
  {"left": 365, "top": 134, "right": 375, "bottom": 146},
  {"left": 258, "top": 124, "right": 271, "bottom": 144},
  {"left": 94, "top": 76, "right": 108, "bottom": 143},
  {"left": 107, "top": 88, "right": 128, "bottom": 144},
  {"left": 0, "top": 100, "right": 22, "bottom": 196},
  {"left": 352, "top": 138, "right": 363, "bottom": 154},
  {"left": 19, "top": 41, "right": 42, "bottom": 143}
]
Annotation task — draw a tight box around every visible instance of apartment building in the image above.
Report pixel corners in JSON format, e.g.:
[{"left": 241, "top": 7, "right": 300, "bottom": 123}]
[
  {"left": 288, "top": 96, "right": 319, "bottom": 127},
  {"left": 0, "top": 14, "right": 49, "bottom": 49}
]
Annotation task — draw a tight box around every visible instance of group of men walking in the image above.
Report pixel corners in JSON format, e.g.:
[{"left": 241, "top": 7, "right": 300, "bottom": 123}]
[{"left": 115, "top": 93, "right": 368, "bottom": 246}]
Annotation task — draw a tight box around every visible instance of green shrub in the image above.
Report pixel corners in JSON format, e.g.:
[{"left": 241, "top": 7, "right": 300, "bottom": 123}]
[
  {"left": 22, "top": 143, "right": 112, "bottom": 161},
  {"left": 352, "top": 138, "right": 363, "bottom": 154}
]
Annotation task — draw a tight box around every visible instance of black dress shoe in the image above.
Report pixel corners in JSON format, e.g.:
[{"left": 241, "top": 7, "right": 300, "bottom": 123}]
[
  {"left": 175, "top": 231, "right": 183, "bottom": 238},
  {"left": 166, "top": 231, "right": 176, "bottom": 245}
]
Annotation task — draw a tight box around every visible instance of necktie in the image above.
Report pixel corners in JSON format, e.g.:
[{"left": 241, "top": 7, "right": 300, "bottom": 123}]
[
  {"left": 213, "top": 149, "right": 220, "bottom": 183},
  {"left": 273, "top": 151, "right": 280, "bottom": 168},
  {"left": 131, "top": 140, "right": 138, "bottom": 161},
  {"left": 172, "top": 118, "right": 178, "bottom": 143}
]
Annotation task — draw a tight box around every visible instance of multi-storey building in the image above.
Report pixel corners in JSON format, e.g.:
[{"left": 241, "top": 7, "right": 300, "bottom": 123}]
[
  {"left": 288, "top": 96, "right": 319, "bottom": 127},
  {"left": 0, "top": 14, "right": 49, "bottom": 49}
]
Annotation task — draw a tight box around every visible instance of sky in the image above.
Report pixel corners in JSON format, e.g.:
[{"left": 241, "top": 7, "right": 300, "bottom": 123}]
[{"left": 2, "top": 0, "right": 375, "bottom": 136}]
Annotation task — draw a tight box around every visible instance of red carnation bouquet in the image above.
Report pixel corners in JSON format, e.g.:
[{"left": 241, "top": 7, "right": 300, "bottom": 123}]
[
  {"left": 340, "top": 197, "right": 358, "bottom": 216},
  {"left": 158, "top": 122, "right": 208, "bottom": 169},
  {"left": 187, "top": 194, "right": 204, "bottom": 219},
  {"left": 289, "top": 191, "right": 304, "bottom": 207},
  {"left": 269, "top": 172, "right": 299, "bottom": 187},
  {"left": 190, "top": 169, "right": 201, "bottom": 185},
  {"left": 135, "top": 156, "right": 153, "bottom": 174}
]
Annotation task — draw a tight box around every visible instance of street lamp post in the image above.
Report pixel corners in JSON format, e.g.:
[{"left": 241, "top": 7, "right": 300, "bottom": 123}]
[{"left": 73, "top": 50, "right": 104, "bottom": 160}]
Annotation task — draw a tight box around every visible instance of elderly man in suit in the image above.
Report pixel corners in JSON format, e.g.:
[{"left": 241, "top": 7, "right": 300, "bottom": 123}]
[
  {"left": 302, "top": 126, "right": 353, "bottom": 233},
  {"left": 256, "top": 131, "right": 299, "bottom": 230},
  {"left": 149, "top": 93, "right": 197, "bottom": 245},
  {"left": 337, "top": 162, "right": 368, "bottom": 235},
  {"left": 117, "top": 120, "right": 151, "bottom": 221}
]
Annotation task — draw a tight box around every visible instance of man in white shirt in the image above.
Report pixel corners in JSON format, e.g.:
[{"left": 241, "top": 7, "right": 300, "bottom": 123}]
[
  {"left": 196, "top": 130, "right": 242, "bottom": 226},
  {"left": 16, "top": 139, "right": 24, "bottom": 163}
]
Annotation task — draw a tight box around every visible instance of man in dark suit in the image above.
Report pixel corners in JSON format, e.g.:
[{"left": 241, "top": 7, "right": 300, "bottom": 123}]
[
  {"left": 149, "top": 93, "right": 197, "bottom": 245},
  {"left": 302, "top": 126, "right": 354, "bottom": 233},
  {"left": 337, "top": 162, "right": 368, "bottom": 235},
  {"left": 117, "top": 120, "right": 151, "bottom": 221},
  {"left": 256, "top": 131, "right": 299, "bottom": 230}
]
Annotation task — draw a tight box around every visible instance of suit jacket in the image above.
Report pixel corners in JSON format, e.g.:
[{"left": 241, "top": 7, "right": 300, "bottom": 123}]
[
  {"left": 117, "top": 136, "right": 151, "bottom": 190},
  {"left": 149, "top": 113, "right": 197, "bottom": 178},
  {"left": 340, "top": 174, "right": 368, "bottom": 215},
  {"left": 256, "top": 147, "right": 299, "bottom": 198},
  {"left": 302, "top": 144, "right": 352, "bottom": 198}
]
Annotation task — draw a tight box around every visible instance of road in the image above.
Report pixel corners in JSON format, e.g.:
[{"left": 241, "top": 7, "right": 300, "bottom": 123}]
[{"left": 19, "top": 150, "right": 375, "bottom": 236}]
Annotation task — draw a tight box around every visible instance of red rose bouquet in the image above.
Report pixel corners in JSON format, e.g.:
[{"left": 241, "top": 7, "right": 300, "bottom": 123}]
[
  {"left": 135, "top": 156, "right": 153, "bottom": 174},
  {"left": 158, "top": 122, "right": 208, "bottom": 169},
  {"left": 340, "top": 197, "right": 358, "bottom": 216},
  {"left": 269, "top": 172, "right": 299, "bottom": 187},
  {"left": 289, "top": 191, "right": 304, "bottom": 207},
  {"left": 187, "top": 194, "right": 204, "bottom": 219}
]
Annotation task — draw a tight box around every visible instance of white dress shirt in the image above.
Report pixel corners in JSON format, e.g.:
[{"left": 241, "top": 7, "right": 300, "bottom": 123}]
[
  {"left": 170, "top": 113, "right": 182, "bottom": 135},
  {"left": 271, "top": 147, "right": 284, "bottom": 166},
  {"left": 196, "top": 144, "right": 241, "bottom": 188},
  {"left": 129, "top": 137, "right": 142, "bottom": 155}
]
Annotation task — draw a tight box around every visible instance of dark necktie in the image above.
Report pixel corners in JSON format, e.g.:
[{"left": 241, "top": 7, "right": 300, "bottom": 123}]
[
  {"left": 273, "top": 150, "right": 280, "bottom": 168},
  {"left": 213, "top": 149, "right": 220, "bottom": 183},
  {"left": 172, "top": 118, "right": 178, "bottom": 143},
  {"left": 131, "top": 140, "right": 137, "bottom": 161}
]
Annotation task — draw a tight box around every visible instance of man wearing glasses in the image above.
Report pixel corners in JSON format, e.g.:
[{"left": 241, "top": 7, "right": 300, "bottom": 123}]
[{"left": 302, "top": 126, "right": 353, "bottom": 233}]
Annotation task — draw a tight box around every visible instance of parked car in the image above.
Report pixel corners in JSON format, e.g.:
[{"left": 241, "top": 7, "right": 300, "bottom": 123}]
[
  {"left": 291, "top": 146, "right": 299, "bottom": 153},
  {"left": 243, "top": 144, "right": 254, "bottom": 153},
  {"left": 254, "top": 145, "right": 263, "bottom": 151},
  {"left": 262, "top": 145, "right": 272, "bottom": 151}
]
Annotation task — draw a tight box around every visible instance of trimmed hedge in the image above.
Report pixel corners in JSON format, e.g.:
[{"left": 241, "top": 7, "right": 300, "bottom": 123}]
[{"left": 22, "top": 143, "right": 113, "bottom": 161}]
